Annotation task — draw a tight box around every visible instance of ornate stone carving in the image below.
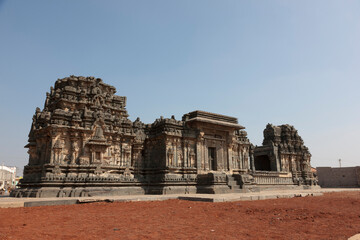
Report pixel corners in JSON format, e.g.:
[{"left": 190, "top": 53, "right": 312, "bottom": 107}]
[
  {"left": 254, "top": 124, "right": 315, "bottom": 184},
  {"left": 15, "top": 76, "right": 317, "bottom": 198}
]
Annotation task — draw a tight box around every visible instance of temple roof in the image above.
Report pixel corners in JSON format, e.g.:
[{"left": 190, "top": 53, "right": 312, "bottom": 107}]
[{"left": 183, "top": 110, "right": 245, "bottom": 129}]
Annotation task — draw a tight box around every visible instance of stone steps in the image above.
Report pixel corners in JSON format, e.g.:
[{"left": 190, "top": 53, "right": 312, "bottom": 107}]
[{"left": 227, "top": 175, "right": 243, "bottom": 193}]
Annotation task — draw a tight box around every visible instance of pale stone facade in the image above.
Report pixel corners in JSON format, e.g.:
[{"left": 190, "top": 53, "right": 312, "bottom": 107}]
[
  {"left": 12, "top": 76, "right": 318, "bottom": 198},
  {"left": 0, "top": 166, "right": 17, "bottom": 191}
]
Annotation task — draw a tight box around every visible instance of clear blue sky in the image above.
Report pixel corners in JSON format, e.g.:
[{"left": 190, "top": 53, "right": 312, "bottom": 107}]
[{"left": 0, "top": 0, "right": 359, "bottom": 174}]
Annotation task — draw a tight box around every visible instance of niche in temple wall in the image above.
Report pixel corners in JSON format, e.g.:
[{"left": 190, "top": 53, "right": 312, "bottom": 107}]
[
  {"left": 167, "top": 147, "right": 174, "bottom": 167},
  {"left": 120, "top": 142, "right": 132, "bottom": 167},
  {"left": 189, "top": 148, "right": 196, "bottom": 167},
  {"left": 182, "top": 140, "right": 196, "bottom": 168},
  {"left": 289, "top": 156, "right": 297, "bottom": 172},
  {"left": 240, "top": 146, "right": 249, "bottom": 170},
  {"left": 165, "top": 137, "right": 181, "bottom": 167},
  {"left": 102, "top": 145, "right": 112, "bottom": 165},
  {"left": 112, "top": 145, "right": 121, "bottom": 165},
  {"left": 62, "top": 134, "right": 72, "bottom": 164},
  {"left": 82, "top": 122, "right": 111, "bottom": 165},
  {"left": 70, "top": 139, "right": 80, "bottom": 164},
  {"left": 176, "top": 140, "right": 183, "bottom": 167},
  {"left": 280, "top": 156, "right": 290, "bottom": 172}
]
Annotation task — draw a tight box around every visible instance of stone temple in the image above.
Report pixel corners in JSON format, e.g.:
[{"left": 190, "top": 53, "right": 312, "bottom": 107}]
[{"left": 12, "top": 76, "right": 318, "bottom": 198}]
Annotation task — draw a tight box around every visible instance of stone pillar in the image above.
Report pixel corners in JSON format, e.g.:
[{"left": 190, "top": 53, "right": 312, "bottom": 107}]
[
  {"left": 166, "top": 145, "right": 169, "bottom": 167},
  {"left": 175, "top": 141, "right": 179, "bottom": 167},
  {"left": 250, "top": 153, "right": 255, "bottom": 172},
  {"left": 184, "top": 140, "right": 189, "bottom": 167},
  {"left": 245, "top": 150, "right": 250, "bottom": 170},
  {"left": 227, "top": 144, "right": 233, "bottom": 172},
  {"left": 249, "top": 144, "right": 255, "bottom": 171},
  {"left": 275, "top": 157, "right": 281, "bottom": 172},
  {"left": 196, "top": 134, "right": 204, "bottom": 173},
  {"left": 91, "top": 150, "right": 95, "bottom": 164},
  {"left": 239, "top": 146, "right": 243, "bottom": 170},
  {"left": 50, "top": 138, "right": 55, "bottom": 164},
  {"left": 274, "top": 146, "right": 281, "bottom": 172},
  {"left": 44, "top": 136, "right": 51, "bottom": 164},
  {"left": 204, "top": 140, "right": 210, "bottom": 171}
]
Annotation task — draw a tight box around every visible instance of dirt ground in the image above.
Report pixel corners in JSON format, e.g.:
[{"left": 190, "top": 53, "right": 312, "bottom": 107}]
[{"left": 0, "top": 191, "right": 359, "bottom": 240}]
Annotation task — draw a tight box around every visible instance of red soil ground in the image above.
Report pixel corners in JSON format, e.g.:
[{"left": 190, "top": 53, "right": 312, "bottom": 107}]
[{"left": 0, "top": 192, "right": 359, "bottom": 240}]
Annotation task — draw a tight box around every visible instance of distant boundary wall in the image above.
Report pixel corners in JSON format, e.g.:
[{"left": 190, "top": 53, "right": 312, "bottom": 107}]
[{"left": 317, "top": 167, "right": 360, "bottom": 188}]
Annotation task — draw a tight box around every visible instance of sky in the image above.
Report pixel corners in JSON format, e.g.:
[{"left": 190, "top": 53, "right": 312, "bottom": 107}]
[{"left": 0, "top": 0, "right": 359, "bottom": 174}]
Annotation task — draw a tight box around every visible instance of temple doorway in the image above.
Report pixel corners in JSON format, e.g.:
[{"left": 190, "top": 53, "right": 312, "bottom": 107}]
[
  {"left": 254, "top": 155, "right": 271, "bottom": 171},
  {"left": 208, "top": 147, "right": 216, "bottom": 170}
]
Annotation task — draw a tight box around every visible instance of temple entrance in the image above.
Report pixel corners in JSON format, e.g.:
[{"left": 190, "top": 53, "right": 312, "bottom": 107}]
[
  {"left": 254, "top": 155, "right": 271, "bottom": 171},
  {"left": 208, "top": 147, "right": 216, "bottom": 170}
]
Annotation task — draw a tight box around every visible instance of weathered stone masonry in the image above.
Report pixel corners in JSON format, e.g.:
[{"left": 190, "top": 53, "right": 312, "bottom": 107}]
[{"left": 12, "top": 76, "right": 318, "bottom": 198}]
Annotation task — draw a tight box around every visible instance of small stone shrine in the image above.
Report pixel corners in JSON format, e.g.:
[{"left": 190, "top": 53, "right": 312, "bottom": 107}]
[{"left": 12, "top": 76, "right": 318, "bottom": 197}]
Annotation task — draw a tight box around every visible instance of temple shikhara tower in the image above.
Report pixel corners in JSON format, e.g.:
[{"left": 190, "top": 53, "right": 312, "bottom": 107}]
[{"left": 13, "top": 76, "right": 318, "bottom": 197}]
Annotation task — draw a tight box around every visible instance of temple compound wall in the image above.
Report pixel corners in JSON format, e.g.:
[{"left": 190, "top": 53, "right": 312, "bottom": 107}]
[
  {"left": 317, "top": 167, "right": 360, "bottom": 188},
  {"left": 12, "top": 76, "right": 318, "bottom": 198}
]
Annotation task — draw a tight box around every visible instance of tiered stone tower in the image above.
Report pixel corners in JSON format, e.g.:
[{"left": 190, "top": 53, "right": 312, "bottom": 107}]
[{"left": 254, "top": 124, "right": 315, "bottom": 187}]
